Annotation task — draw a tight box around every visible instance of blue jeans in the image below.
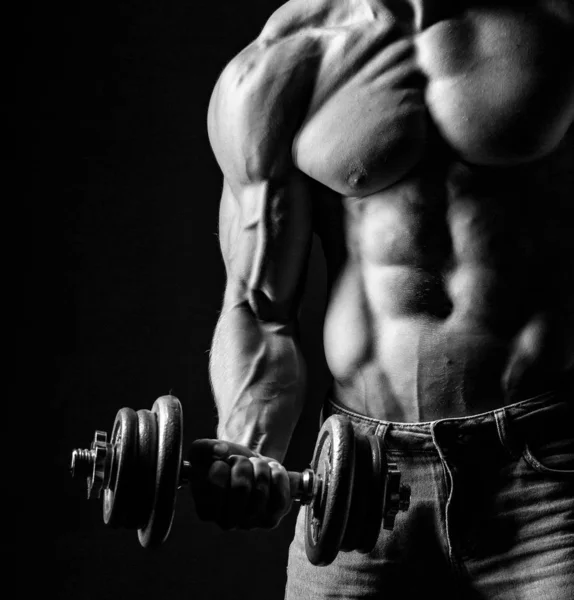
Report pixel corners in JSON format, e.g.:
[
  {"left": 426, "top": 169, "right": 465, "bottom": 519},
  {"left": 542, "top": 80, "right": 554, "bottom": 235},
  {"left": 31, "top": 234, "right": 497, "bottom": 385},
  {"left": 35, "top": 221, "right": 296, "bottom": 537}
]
[{"left": 285, "top": 389, "right": 574, "bottom": 599}]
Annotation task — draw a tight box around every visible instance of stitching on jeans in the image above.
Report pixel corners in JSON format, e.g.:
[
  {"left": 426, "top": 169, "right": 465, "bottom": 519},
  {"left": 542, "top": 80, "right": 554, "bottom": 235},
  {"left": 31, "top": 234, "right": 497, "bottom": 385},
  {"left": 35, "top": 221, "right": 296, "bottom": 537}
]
[
  {"left": 375, "top": 422, "right": 387, "bottom": 442},
  {"left": 430, "top": 423, "right": 467, "bottom": 576},
  {"left": 326, "top": 387, "right": 562, "bottom": 430},
  {"left": 326, "top": 400, "right": 433, "bottom": 432},
  {"left": 522, "top": 443, "right": 574, "bottom": 476}
]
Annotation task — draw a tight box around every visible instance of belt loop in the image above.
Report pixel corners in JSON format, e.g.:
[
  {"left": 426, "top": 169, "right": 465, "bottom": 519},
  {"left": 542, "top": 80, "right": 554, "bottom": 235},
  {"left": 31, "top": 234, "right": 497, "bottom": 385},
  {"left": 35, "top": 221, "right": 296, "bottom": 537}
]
[
  {"left": 494, "top": 409, "right": 520, "bottom": 458},
  {"left": 376, "top": 422, "right": 389, "bottom": 448}
]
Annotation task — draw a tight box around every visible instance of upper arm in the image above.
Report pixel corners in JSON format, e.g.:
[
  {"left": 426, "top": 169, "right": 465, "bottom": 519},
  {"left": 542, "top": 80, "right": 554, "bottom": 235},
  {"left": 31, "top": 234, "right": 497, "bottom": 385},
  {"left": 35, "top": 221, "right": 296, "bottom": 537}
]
[
  {"left": 208, "top": 31, "right": 322, "bottom": 323},
  {"left": 207, "top": 27, "right": 322, "bottom": 188}
]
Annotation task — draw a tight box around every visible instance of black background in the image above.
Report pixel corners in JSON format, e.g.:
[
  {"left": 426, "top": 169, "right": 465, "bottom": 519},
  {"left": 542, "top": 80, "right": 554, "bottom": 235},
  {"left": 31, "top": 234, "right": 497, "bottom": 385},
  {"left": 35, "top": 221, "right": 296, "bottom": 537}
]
[{"left": 19, "top": 1, "right": 331, "bottom": 598}]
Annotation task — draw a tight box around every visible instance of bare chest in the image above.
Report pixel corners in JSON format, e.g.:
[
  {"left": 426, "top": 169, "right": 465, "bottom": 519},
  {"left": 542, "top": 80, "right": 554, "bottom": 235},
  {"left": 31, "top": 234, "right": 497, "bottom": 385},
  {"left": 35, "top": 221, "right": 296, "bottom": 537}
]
[{"left": 292, "top": 6, "right": 574, "bottom": 197}]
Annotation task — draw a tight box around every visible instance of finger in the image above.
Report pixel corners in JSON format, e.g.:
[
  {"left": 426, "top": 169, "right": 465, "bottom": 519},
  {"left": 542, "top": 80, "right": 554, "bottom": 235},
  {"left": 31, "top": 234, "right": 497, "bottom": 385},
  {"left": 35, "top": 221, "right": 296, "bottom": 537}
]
[
  {"left": 188, "top": 439, "right": 232, "bottom": 467},
  {"left": 224, "top": 455, "right": 254, "bottom": 529},
  {"left": 245, "top": 458, "right": 271, "bottom": 528},
  {"left": 209, "top": 459, "right": 233, "bottom": 490},
  {"left": 191, "top": 459, "right": 230, "bottom": 522},
  {"left": 265, "top": 461, "right": 292, "bottom": 528},
  {"left": 222, "top": 442, "right": 259, "bottom": 459}
]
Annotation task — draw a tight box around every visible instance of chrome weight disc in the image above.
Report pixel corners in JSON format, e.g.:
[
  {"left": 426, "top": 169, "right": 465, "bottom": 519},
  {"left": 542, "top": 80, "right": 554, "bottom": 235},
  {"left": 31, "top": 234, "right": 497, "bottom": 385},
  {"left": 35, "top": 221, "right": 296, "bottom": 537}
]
[
  {"left": 305, "top": 415, "right": 355, "bottom": 566},
  {"left": 138, "top": 395, "right": 183, "bottom": 548}
]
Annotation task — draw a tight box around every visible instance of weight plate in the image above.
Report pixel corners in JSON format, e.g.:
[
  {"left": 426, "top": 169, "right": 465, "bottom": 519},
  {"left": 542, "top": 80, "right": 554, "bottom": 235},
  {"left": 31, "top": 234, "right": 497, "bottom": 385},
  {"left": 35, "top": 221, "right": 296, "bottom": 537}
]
[
  {"left": 103, "top": 407, "right": 139, "bottom": 527},
  {"left": 340, "top": 431, "right": 369, "bottom": 553},
  {"left": 355, "top": 434, "right": 385, "bottom": 554},
  {"left": 305, "top": 415, "right": 355, "bottom": 566},
  {"left": 138, "top": 395, "right": 183, "bottom": 548},
  {"left": 126, "top": 409, "right": 158, "bottom": 529}
]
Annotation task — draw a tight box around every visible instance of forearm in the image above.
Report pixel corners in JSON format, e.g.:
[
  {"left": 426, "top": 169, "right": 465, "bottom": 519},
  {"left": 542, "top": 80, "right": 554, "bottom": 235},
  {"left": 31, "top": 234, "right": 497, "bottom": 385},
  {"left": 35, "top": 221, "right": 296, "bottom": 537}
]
[{"left": 209, "top": 301, "right": 307, "bottom": 461}]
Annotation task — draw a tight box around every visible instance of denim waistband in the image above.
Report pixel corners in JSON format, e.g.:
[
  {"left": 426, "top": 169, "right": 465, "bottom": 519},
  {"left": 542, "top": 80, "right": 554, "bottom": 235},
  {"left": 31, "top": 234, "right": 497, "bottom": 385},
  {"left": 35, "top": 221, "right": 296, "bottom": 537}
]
[{"left": 322, "top": 386, "right": 574, "bottom": 456}]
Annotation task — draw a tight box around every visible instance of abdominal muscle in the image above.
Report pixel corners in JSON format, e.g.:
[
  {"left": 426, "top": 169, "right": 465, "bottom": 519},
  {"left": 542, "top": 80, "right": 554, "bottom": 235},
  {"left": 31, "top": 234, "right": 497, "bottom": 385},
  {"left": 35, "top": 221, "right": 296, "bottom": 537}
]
[
  {"left": 278, "top": 0, "right": 574, "bottom": 420},
  {"left": 321, "top": 152, "right": 574, "bottom": 422}
]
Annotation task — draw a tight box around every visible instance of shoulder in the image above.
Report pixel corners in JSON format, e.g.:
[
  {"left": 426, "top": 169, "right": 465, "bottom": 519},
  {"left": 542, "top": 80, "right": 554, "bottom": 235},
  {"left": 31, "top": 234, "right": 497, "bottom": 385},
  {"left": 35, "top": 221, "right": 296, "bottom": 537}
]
[
  {"left": 207, "top": 0, "right": 374, "bottom": 188},
  {"left": 207, "top": 11, "right": 324, "bottom": 187},
  {"left": 260, "top": 0, "right": 376, "bottom": 40}
]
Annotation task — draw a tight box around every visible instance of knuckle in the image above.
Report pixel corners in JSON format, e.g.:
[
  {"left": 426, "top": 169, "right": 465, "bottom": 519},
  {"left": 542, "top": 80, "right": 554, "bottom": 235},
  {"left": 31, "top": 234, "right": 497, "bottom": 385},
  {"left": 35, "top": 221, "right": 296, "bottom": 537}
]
[
  {"left": 248, "top": 456, "right": 268, "bottom": 469},
  {"left": 251, "top": 462, "right": 271, "bottom": 485},
  {"left": 208, "top": 460, "right": 231, "bottom": 488},
  {"left": 268, "top": 461, "right": 288, "bottom": 479},
  {"left": 229, "top": 455, "right": 252, "bottom": 472},
  {"left": 231, "top": 460, "right": 254, "bottom": 485}
]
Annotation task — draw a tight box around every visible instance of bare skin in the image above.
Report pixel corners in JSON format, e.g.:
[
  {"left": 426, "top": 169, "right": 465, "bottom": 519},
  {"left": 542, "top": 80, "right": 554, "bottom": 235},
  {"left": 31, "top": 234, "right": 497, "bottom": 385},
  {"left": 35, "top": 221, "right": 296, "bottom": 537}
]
[{"left": 191, "top": 0, "right": 574, "bottom": 529}]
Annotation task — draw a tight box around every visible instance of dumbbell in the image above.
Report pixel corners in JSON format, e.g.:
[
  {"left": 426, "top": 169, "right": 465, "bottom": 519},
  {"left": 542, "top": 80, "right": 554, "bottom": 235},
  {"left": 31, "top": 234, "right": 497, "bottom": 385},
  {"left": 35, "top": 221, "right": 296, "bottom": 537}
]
[{"left": 70, "top": 395, "right": 411, "bottom": 566}]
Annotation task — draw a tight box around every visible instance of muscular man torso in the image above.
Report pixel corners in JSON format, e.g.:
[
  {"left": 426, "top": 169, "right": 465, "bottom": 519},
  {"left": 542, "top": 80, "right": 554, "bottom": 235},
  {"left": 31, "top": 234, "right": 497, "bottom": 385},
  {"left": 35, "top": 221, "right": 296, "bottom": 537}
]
[{"left": 209, "top": 0, "right": 574, "bottom": 443}]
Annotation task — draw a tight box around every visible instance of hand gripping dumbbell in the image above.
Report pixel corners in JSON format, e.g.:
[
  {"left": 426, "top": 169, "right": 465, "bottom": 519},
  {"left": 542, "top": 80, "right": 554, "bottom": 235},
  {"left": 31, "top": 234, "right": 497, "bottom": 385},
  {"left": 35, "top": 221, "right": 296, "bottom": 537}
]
[{"left": 70, "top": 395, "right": 411, "bottom": 566}]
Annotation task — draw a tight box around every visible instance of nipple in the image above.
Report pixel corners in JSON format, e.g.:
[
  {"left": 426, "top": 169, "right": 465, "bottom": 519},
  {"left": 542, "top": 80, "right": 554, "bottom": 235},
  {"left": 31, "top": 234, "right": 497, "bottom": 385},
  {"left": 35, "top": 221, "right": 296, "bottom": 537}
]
[{"left": 347, "top": 167, "right": 368, "bottom": 190}]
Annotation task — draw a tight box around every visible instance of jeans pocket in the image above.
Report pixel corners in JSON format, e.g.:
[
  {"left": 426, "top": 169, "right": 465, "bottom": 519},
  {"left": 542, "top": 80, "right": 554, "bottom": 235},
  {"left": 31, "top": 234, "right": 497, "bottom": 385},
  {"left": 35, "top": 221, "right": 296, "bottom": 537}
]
[{"left": 522, "top": 434, "right": 574, "bottom": 477}]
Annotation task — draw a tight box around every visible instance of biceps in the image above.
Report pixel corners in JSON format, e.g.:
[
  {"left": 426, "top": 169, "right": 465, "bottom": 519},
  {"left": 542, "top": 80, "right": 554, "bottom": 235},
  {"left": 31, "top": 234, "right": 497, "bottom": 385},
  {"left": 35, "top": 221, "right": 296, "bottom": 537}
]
[{"left": 219, "top": 173, "right": 313, "bottom": 322}]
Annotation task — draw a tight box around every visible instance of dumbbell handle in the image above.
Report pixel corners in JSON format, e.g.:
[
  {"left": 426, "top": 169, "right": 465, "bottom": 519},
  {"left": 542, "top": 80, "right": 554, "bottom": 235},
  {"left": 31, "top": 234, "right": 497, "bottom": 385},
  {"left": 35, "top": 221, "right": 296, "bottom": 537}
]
[
  {"left": 178, "top": 460, "right": 318, "bottom": 505},
  {"left": 72, "top": 440, "right": 410, "bottom": 517},
  {"left": 72, "top": 443, "right": 319, "bottom": 505},
  {"left": 179, "top": 458, "right": 410, "bottom": 515},
  {"left": 72, "top": 436, "right": 410, "bottom": 520}
]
